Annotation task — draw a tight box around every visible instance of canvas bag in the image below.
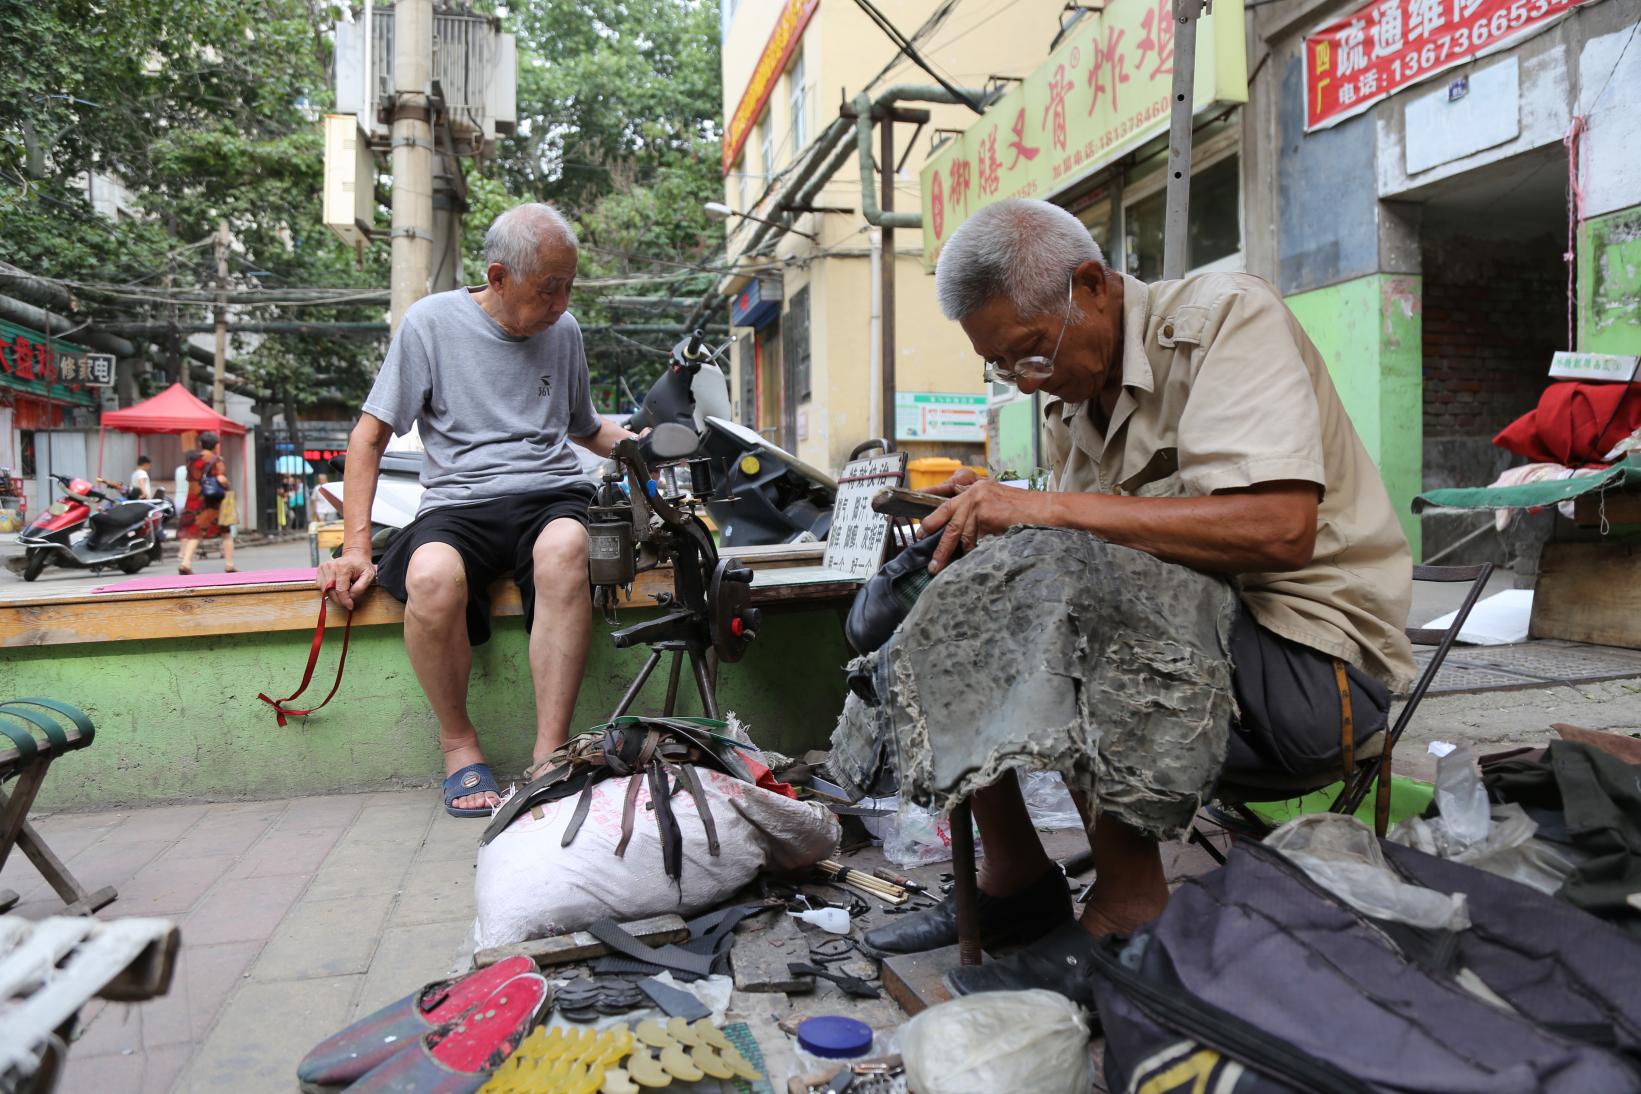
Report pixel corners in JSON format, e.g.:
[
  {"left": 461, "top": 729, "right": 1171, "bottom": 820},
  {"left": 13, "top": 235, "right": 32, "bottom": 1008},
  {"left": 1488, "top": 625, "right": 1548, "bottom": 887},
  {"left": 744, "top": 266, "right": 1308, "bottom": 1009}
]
[{"left": 1089, "top": 836, "right": 1641, "bottom": 1093}]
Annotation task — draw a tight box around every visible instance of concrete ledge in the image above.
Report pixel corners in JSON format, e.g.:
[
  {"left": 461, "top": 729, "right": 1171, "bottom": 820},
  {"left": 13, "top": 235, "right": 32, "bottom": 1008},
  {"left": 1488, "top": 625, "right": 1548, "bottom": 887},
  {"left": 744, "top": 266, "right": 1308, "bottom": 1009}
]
[{"left": 3, "top": 543, "right": 857, "bottom": 808}]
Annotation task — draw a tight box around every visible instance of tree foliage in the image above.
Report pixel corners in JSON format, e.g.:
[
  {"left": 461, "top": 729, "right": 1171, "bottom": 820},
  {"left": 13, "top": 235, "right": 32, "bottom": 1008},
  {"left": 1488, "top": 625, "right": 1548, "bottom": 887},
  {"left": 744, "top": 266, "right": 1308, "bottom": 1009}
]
[
  {"left": 0, "top": 0, "right": 386, "bottom": 408},
  {"left": 473, "top": 0, "right": 728, "bottom": 399},
  {"left": 0, "top": 0, "right": 727, "bottom": 412}
]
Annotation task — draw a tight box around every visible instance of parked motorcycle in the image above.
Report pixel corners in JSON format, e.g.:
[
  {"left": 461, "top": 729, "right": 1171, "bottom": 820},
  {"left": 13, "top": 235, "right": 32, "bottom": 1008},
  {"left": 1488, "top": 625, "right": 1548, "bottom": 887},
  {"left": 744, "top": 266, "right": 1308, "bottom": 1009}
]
[
  {"left": 17, "top": 473, "right": 174, "bottom": 581},
  {"left": 629, "top": 329, "right": 838, "bottom": 547}
]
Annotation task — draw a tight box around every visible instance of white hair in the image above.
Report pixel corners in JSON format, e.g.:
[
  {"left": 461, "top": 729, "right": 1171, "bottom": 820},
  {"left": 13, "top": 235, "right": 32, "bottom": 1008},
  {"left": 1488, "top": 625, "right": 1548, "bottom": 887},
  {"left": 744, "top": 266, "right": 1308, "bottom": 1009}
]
[
  {"left": 934, "top": 198, "right": 1105, "bottom": 320},
  {"left": 483, "top": 202, "right": 579, "bottom": 276}
]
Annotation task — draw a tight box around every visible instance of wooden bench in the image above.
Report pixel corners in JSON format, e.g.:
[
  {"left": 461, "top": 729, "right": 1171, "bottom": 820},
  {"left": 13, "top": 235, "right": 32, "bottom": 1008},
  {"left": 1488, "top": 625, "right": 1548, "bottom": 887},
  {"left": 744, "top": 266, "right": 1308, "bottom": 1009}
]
[{"left": 0, "top": 700, "right": 116, "bottom": 916}]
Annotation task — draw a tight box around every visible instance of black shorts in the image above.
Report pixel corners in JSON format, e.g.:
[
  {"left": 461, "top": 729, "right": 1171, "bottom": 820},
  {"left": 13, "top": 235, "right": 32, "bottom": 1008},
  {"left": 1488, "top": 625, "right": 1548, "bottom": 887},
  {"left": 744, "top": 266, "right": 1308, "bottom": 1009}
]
[
  {"left": 1224, "top": 609, "right": 1393, "bottom": 780},
  {"left": 375, "top": 484, "right": 595, "bottom": 645}
]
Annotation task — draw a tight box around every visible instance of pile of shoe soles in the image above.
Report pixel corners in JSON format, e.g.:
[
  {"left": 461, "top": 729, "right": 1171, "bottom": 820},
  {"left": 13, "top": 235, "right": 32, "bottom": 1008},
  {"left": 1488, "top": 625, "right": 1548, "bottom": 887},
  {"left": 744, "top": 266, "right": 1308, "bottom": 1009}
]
[
  {"left": 297, "top": 954, "right": 763, "bottom": 1092},
  {"left": 482, "top": 1019, "right": 764, "bottom": 1093}
]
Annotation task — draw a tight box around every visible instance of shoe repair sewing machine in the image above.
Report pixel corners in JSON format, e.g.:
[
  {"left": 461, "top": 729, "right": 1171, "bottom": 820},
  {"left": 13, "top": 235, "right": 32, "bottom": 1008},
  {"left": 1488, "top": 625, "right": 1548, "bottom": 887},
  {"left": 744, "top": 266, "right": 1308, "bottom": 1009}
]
[{"left": 587, "top": 330, "right": 763, "bottom": 722}]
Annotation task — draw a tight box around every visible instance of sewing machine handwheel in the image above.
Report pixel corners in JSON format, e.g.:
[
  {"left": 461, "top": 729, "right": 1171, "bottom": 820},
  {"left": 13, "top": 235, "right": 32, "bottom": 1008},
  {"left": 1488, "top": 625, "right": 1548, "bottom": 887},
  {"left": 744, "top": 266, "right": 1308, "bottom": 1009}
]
[{"left": 709, "top": 559, "right": 755, "bottom": 662}]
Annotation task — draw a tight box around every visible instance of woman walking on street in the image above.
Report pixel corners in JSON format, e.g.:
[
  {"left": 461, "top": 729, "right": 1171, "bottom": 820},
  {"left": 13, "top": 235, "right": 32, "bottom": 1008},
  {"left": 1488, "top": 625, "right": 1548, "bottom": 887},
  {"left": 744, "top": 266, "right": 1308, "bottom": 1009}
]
[{"left": 178, "top": 431, "right": 236, "bottom": 575}]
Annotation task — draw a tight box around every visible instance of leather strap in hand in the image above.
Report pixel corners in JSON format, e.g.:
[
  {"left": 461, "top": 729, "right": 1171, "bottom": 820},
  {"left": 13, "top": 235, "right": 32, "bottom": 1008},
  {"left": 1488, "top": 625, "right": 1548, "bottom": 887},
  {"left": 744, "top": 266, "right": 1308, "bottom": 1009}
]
[{"left": 258, "top": 582, "right": 353, "bottom": 727}]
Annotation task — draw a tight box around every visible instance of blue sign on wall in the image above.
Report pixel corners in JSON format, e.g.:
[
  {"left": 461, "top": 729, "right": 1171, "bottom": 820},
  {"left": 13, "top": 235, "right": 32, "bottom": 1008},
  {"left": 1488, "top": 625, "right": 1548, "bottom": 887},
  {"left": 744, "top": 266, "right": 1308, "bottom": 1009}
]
[{"left": 730, "top": 278, "right": 781, "bottom": 331}]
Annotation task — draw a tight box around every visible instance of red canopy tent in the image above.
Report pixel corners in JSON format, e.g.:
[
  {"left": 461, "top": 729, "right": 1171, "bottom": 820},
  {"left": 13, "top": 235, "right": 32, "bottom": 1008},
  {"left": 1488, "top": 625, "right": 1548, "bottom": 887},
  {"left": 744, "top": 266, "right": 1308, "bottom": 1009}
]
[
  {"left": 98, "top": 383, "right": 248, "bottom": 497},
  {"left": 101, "top": 383, "right": 246, "bottom": 437}
]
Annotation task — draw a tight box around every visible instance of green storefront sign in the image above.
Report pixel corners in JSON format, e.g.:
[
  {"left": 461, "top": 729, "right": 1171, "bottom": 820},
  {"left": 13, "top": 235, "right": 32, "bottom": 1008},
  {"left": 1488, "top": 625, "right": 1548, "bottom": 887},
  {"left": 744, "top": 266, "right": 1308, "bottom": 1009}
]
[{"left": 0, "top": 318, "right": 99, "bottom": 406}]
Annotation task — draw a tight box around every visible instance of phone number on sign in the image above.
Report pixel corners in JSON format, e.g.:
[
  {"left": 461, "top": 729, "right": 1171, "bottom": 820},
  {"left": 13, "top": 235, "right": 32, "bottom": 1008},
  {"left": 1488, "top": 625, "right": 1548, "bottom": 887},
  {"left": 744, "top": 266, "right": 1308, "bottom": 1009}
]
[{"left": 1389, "top": 0, "right": 1569, "bottom": 82}]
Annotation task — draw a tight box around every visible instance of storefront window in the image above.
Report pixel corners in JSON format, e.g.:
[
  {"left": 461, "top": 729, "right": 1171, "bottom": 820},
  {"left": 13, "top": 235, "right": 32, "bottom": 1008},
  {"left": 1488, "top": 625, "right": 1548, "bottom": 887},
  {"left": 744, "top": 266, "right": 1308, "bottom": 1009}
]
[
  {"left": 1072, "top": 193, "right": 1119, "bottom": 267},
  {"left": 1124, "top": 155, "right": 1241, "bottom": 280}
]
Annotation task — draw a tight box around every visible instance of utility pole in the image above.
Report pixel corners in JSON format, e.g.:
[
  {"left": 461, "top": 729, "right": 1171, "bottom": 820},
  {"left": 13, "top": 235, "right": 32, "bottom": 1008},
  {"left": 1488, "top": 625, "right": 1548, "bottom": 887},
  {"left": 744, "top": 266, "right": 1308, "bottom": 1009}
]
[
  {"left": 390, "top": 0, "right": 434, "bottom": 333},
  {"left": 212, "top": 219, "right": 230, "bottom": 414}
]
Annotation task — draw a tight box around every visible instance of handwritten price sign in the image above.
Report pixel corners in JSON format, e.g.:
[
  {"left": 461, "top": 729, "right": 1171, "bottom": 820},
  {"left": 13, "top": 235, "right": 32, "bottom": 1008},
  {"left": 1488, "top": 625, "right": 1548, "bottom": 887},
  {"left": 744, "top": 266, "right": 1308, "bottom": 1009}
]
[{"left": 1305, "top": 0, "right": 1588, "bottom": 130}]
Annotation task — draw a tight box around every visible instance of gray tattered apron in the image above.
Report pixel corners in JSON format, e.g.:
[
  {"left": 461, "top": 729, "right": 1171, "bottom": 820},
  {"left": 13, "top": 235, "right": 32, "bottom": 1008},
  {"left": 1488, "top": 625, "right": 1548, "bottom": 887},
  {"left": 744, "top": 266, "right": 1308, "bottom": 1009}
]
[{"left": 830, "top": 526, "right": 1238, "bottom": 841}]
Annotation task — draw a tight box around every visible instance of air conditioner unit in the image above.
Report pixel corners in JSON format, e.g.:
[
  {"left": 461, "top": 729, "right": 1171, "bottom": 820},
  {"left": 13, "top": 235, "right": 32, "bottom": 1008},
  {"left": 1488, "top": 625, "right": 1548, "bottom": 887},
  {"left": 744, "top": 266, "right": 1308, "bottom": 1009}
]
[
  {"left": 322, "top": 114, "right": 375, "bottom": 248},
  {"left": 334, "top": 7, "right": 516, "bottom": 152}
]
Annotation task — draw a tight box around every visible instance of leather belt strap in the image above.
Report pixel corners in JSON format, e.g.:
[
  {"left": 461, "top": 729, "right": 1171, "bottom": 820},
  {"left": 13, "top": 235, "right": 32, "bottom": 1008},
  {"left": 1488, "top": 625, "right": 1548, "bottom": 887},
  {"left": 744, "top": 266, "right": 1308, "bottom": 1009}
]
[
  {"left": 648, "top": 762, "right": 684, "bottom": 881},
  {"left": 258, "top": 583, "right": 353, "bottom": 727},
  {"left": 615, "top": 772, "right": 645, "bottom": 858},
  {"left": 585, "top": 918, "right": 717, "bottom": 979},
  {"left": 673, "top": 762, "right": 720, "bottom": 858},
  {"left": 561, "top": 776, "right": 599, "bottom": 849},
  {"left": 1333, "top": 658, "right": 1355, "bottom": 786}
]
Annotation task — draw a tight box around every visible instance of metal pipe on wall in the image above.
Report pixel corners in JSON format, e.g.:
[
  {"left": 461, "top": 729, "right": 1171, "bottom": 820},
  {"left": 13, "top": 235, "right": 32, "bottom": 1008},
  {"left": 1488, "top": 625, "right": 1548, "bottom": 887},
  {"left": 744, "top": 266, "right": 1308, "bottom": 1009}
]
[{"left": 1162, "top": 1, "right": 1205, "bottom": 280}]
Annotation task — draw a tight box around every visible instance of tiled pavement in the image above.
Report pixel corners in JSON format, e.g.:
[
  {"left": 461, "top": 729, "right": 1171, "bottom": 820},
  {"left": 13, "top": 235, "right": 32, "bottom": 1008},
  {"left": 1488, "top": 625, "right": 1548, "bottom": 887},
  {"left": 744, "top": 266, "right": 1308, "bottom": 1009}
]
[{"left": 1, "top": 791, "right": 479, "bottom": 1094}]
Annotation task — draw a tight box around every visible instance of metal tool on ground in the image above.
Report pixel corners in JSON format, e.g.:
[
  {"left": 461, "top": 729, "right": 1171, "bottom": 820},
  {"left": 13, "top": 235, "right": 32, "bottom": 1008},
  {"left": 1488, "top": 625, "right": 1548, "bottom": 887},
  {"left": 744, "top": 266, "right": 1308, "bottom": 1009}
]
[{"left": 869, "top": 867, "right": 927, "bottom": 894}]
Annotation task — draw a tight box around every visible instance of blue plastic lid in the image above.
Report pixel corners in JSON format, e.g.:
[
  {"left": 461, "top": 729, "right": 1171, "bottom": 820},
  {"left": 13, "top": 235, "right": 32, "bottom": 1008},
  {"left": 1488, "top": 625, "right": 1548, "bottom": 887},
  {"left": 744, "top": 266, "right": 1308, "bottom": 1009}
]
[{"left": 797, "top": 1016, "right": 873, "bottom": 1059}]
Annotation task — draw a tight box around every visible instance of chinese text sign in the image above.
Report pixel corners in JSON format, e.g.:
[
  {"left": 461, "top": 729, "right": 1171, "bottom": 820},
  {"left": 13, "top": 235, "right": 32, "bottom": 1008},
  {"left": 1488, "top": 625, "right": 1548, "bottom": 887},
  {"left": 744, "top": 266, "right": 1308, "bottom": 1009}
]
[
  {"left": 1305, "top": 0, "right": 1588, "bottom": 130},
  {"left": 823, "top": 453, "right": 906, "bottom": 579},
  {"left": 920, "top": 0, "right": 1247, "bottom": 267}
]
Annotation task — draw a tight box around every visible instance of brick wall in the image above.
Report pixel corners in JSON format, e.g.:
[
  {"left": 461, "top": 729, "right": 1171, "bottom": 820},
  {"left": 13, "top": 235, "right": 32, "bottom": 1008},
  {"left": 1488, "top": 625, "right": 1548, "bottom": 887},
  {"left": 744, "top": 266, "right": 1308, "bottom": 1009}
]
[{"left": 1421, "top": 234, "right": 1566, "bottom": 441}]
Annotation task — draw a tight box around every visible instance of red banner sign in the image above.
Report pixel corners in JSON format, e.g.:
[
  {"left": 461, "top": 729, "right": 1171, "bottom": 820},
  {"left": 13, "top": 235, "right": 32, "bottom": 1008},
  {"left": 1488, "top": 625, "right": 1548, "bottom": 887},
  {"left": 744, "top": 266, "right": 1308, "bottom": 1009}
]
[
  {"left": 1305, "top": 0, "right": 1583, "bottom": 130},
  {"left": 722, "top": 0, "right": 819, "bottom": 175}
]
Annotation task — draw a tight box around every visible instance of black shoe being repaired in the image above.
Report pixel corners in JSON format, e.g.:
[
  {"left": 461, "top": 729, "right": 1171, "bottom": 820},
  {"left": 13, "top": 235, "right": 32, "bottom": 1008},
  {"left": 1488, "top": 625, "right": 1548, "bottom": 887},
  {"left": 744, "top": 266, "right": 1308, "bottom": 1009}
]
[
  {"left": 943, "top": 920, "right": 1103, "bottom": 1013},
  {"left": 861, "top": 867, "right": 1072, "bottom": 957}
]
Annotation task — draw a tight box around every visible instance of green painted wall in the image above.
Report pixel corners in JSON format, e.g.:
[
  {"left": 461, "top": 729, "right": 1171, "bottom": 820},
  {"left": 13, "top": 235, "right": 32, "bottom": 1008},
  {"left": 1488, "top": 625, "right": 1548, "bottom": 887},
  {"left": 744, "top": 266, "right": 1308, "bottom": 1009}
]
[
  {"left": 1286, "top": 274, "right": 1424, "bottom": 557},
  {"left": 1579, "top": 206, "right": 1641, "bottom": 356},
  {"left": 4, "top": 608, "right": 851, "bottom": 809}
]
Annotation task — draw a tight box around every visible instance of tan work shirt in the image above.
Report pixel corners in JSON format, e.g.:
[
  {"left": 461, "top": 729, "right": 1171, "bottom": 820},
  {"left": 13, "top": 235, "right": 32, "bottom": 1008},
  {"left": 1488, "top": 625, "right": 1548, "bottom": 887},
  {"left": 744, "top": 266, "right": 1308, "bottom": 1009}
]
[{"left": 1043, "top": 272, "right": 1415, "bottom": 692}]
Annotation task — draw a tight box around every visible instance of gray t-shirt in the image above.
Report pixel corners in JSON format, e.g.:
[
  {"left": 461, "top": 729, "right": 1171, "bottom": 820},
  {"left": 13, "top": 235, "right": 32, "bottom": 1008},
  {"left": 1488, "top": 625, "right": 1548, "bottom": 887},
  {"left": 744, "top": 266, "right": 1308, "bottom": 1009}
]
[{"left": 362, "top": 287, "right": 602, "bottom": 513}]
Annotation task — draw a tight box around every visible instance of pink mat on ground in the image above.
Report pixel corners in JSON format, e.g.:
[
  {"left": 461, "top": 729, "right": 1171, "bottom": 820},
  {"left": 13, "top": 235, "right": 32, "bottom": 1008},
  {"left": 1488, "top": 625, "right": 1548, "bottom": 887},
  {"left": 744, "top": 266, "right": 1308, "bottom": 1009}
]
[{"left": 92, "top": 567, "right": 318, "bottom": 594}]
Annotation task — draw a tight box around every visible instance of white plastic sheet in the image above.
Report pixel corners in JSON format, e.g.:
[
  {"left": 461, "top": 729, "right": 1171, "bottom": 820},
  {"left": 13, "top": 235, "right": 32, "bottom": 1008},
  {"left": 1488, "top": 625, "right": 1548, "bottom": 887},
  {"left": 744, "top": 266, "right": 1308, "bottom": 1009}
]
[{"left": 896, "top": 989, "right": 1093, "bottom": 1094}]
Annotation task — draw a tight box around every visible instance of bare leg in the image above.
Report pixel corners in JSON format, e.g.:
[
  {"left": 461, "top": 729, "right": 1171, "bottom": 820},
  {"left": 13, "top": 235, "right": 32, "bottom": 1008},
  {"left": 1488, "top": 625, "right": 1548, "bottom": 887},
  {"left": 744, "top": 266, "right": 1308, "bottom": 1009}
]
[
  {"left": 1078, "top": 813, "right": 1169, "bottom": 936},
  {"left": 971, "top": 771, "right": 1056, "bottom": 896},
  {"left": 403, "top": 542, "right": 494, "bottom": 811},
  {"left": 178, "top": 537, "right": 197, "bottom": 569},
  {"left": 527, "top": 518, "right": 592, "bottom": 768},
  {"left": 221, "top": 533, "right": 235, "bottom": 569}
]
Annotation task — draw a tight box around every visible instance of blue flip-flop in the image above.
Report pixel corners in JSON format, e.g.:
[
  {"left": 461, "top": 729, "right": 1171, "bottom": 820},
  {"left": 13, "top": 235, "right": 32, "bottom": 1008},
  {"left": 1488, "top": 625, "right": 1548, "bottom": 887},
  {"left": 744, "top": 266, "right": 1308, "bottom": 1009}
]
[{"left": 442, "top": 762, "right": 500, "bottom": 819}]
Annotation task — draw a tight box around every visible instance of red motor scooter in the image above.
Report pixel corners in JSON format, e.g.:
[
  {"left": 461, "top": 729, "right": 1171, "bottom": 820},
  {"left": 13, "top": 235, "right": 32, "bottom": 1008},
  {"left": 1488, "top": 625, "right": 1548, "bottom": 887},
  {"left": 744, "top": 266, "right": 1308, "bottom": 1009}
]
[{"left": 16, "top": 473, "right": 173, "bottom": 581}]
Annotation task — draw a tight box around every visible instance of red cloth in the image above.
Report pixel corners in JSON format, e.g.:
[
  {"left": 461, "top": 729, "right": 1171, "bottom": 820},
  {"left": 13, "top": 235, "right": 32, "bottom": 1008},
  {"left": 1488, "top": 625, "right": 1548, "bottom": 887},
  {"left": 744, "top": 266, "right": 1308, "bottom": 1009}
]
[
  {"left": 1493, "top": 382, "right": 1641, "bottom": 466},
  {"left": 738, "top": 752, "right": 798, "bottom": 799}
]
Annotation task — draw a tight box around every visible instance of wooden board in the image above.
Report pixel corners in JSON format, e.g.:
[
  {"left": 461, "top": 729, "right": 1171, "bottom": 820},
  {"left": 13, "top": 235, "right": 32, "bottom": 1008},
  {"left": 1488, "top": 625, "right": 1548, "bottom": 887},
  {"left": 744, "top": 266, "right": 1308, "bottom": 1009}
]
[
  {"left": 1572, "top": 492, "right": 1641, "bottom": 527},
  {"left": 472, "top": 913, "right": 688, "bottom": 969},
  {"left": 879, "top": 943, "right": 963, "bottom": 1016},
  {"left": 1530, "top": 541, "right": 1641, "bottom": 649}
]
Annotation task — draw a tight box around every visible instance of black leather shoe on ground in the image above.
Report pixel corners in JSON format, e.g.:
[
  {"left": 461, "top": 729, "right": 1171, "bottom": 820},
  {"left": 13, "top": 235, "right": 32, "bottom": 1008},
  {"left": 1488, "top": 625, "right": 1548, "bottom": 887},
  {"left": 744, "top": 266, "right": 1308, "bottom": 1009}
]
[
  {"left": 860, "top": 867, "right": 1072, "bottom": 956},
  {"left": 943, "top": 920, "right": 1103, "bottom": 1013}
]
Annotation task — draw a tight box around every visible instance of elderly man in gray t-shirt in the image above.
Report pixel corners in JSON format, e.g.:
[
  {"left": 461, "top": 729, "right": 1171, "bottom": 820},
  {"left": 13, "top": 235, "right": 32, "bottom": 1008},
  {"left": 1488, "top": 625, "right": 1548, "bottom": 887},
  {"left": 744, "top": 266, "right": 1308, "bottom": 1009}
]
[{"left": 317, "top": 204, "right": 631, "bottom": 817}]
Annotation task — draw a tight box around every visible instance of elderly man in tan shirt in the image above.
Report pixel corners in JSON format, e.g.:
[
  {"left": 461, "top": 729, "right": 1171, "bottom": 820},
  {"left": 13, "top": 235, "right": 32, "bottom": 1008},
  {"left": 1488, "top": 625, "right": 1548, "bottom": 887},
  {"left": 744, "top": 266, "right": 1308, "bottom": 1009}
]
[{"left": 851, "top": 198, "right": 1414, "bottom": 1007}]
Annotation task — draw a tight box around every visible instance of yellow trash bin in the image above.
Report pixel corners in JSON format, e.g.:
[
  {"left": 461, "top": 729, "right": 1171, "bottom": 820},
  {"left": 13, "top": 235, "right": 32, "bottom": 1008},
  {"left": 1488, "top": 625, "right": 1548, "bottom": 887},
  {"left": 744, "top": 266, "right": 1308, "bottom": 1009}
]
[{"left": 906, "top": 457, "right": 963, "bottom": 491}]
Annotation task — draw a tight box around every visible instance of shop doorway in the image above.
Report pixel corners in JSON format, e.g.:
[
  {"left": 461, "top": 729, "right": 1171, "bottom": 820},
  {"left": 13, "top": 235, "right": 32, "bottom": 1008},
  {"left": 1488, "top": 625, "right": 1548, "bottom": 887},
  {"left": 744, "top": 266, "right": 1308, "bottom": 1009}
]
[{"left": 1414, "top": 144, "right": 1569, "bottom": 562}]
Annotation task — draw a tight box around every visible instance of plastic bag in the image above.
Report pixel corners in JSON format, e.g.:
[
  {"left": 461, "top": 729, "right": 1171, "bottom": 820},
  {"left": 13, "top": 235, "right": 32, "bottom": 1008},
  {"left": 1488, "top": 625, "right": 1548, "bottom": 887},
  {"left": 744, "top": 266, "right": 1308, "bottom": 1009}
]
[
  {"left": 881, "top": 799, "right": 958, "bottom": 867},
  {"left": 474, "top": 768, "right": 838, "bottom": 946},
  {"left": 1389, "top": 747, "right": 1585, "bottom": 896},
  {"left": 896, "top": 989, "right": 1093, "bottom": 1094},
  {"left": 1266, "top": 813, "right": 1471, "bottom": 932},
  {"left": 1022, "top": 771, "right": 1083, "bottom": 831}
]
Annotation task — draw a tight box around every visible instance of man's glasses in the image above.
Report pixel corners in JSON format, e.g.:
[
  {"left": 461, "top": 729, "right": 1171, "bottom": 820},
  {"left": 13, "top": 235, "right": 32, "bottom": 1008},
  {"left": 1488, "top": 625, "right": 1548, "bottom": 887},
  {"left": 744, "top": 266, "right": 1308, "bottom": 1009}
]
[{"left": 983, "top": 277, "right": 1074, "bottom": 385}]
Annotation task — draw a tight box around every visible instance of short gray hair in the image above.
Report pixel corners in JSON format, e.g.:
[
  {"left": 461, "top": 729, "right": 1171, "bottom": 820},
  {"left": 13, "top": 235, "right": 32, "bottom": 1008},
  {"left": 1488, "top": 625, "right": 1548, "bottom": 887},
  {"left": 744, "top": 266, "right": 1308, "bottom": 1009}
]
[
  {"left": 934, "top": 198, "right": 1104, "bottom": 320},
  {"left": 483, "top": 203, "right": 579, "bottom": 276}
]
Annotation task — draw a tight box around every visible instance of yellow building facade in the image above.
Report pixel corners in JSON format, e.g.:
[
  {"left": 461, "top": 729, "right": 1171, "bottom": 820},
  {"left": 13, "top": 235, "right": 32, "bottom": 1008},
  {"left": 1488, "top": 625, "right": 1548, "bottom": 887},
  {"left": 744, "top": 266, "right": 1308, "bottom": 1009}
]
[{"left": 716, "top": 0, "right": 1072, "bottom": 474}]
